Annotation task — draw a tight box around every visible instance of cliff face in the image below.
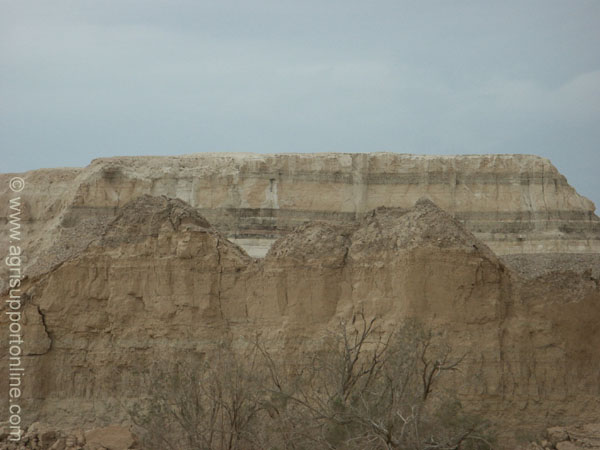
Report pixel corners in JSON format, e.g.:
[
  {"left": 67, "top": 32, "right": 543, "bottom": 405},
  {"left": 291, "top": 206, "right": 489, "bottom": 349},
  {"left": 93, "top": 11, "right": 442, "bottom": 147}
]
[
  {"left": 1, "top": 154, "right": 599, "bottom": 446},
  {"left": 1, "top": 193, "right": 599, "bottom": 445},
  {"left": 0, "top": 153, "right": 598, "bottom": 289}
]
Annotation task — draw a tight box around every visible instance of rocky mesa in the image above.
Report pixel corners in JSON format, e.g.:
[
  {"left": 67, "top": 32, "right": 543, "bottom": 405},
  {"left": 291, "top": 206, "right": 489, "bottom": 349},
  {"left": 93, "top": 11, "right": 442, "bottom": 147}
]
[
  {"left": 0, "top": 153, "right": 598, "bottom": 287},
  {"left": 0, "top": 153, "right": 599, "bottom": 449}
]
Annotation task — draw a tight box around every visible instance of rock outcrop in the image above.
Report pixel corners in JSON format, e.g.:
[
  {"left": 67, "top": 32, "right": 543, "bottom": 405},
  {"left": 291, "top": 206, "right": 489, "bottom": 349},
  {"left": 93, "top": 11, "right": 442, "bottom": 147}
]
[
  {"left": 1, "top": 189, "right": 598, "bottom": 447},
  {"left": 0, "top": 153, "right": 598, "bottom": 292},
  {"left": 519, "top": 423, "right": 600, "bottom": 449},
  {"left": 0, "top": 422, "right": 137, "bottom": 450}
]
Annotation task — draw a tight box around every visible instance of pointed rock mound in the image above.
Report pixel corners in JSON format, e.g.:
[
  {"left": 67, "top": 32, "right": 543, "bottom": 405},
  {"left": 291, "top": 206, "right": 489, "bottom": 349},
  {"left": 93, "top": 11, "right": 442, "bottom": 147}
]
[
  {"left": 265, "top": 222, "right": 354, "bottom": 267},
  {"left": 349, "top": 197, "right": 500, "bottom": 262},
  {"left": 263, "top": 198, "right": 501, "bottom": 268},
  {"left": 95, "top": 194, "right": 251, "bottom": 265},
  {"left": 101, "top": 194, "right": 212, "bottom": 247},
  {"left": 22, "top": 195, "right": 248, "bottom": 286}
]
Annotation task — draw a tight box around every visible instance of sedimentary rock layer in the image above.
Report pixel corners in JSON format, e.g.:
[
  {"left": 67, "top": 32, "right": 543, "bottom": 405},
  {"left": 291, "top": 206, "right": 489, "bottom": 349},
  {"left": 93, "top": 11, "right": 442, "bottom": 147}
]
[
  {"left": 0, "top": 154, "right": 597, "bottom": 281},
  {"left": 1, "top": 195, "right": 598, "bottom": 446}
]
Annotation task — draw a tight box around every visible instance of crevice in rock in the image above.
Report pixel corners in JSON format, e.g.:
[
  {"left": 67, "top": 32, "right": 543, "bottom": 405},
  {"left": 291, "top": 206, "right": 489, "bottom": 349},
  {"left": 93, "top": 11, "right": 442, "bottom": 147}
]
[{"left": 29, "top": 301, "right": 53, "bottom": 356}]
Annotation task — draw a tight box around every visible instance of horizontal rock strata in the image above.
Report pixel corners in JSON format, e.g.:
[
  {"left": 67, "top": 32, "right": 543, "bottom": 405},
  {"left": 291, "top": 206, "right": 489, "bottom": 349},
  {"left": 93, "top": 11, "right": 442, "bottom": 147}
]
[
  {"left": 1, "top": 194, "right": 598, "bottom": 447},
  {"left": 0, "top": 153, "right": 598, "bottom": 291}
]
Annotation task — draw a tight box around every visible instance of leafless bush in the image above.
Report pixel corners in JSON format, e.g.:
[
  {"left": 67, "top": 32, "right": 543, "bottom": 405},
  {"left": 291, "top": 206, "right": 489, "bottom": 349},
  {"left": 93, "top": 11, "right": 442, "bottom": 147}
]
[
  {"left": 127, "top": 346, "right": 270, "bottom": 450},
  {"left": 260, "top": 315, "right": 493, "bottom": 450},
  {"left": 127, "top": 317, "right": 494, "bottom": 450}
]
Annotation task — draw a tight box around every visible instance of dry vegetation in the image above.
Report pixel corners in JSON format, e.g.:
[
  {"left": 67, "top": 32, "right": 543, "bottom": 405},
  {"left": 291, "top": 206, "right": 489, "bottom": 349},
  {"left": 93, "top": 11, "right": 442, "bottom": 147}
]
[{"left": 127, "top": 316, "right": 494, "bottom": 450}]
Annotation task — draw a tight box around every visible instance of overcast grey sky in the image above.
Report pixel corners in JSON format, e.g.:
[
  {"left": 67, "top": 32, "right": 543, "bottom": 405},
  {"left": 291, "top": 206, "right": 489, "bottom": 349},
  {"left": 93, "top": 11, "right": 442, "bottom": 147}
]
[{"left": 1, "top": 0, "right": 599, "bottom": 209}]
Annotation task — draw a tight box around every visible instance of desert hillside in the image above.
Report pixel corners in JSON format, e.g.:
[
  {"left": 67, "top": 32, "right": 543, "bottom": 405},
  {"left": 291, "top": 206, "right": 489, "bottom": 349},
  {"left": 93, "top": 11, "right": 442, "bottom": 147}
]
[{"left": 1, "top": 153, "right": 599, "bottom": 449}]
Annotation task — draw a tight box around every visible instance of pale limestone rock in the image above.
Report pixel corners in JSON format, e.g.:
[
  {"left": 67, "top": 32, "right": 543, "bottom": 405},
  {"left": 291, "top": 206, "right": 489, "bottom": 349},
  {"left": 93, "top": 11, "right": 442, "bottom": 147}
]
[
  {"left": 64, "top": 436, "right": 77, "bottom": 448},
  {"left": 49, "top": 438, "right": 66, "bottom": 450},
  {"left": 556, "top": 442, "right": 578, "bottom": 450},
  {"left": 541, "top": 424, "right": 600, "bottom": 449},
  {"left": 83, "top": 426, "right": 135, "bottom": 450},
  {"left": 522, "top": 443, "right": 544, "bottom": 450},
  {"left": 548, "top": 426, "right": 570, "bottom": 445},
  {"left": 1, "top": 153, "right": 598, "bottom": 293}
]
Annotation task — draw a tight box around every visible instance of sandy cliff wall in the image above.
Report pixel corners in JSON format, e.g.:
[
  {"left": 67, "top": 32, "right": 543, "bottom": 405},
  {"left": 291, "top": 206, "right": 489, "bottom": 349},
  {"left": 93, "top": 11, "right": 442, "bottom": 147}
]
[
  {"left": 1, "top": 153, "right": 598, "bottom": 446},
  {"left": 1, "top": 195, "right": 598, "bottom": 445},
  {"left": 0, "top": 154, "right": 598, "bottom": 278}
]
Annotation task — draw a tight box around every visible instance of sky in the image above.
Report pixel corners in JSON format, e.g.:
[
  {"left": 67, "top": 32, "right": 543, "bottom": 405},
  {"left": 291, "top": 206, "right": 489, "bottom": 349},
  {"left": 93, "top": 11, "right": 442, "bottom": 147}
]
[{"left": 1, "top": 0, "right": 599, "bottom": 209}]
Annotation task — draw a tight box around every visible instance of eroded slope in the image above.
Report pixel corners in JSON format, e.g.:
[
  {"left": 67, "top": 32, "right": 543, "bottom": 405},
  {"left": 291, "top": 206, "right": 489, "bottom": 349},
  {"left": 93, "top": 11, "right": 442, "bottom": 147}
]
[{"left": 1, "top": 195, "right": 598, "bottom": 446}]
